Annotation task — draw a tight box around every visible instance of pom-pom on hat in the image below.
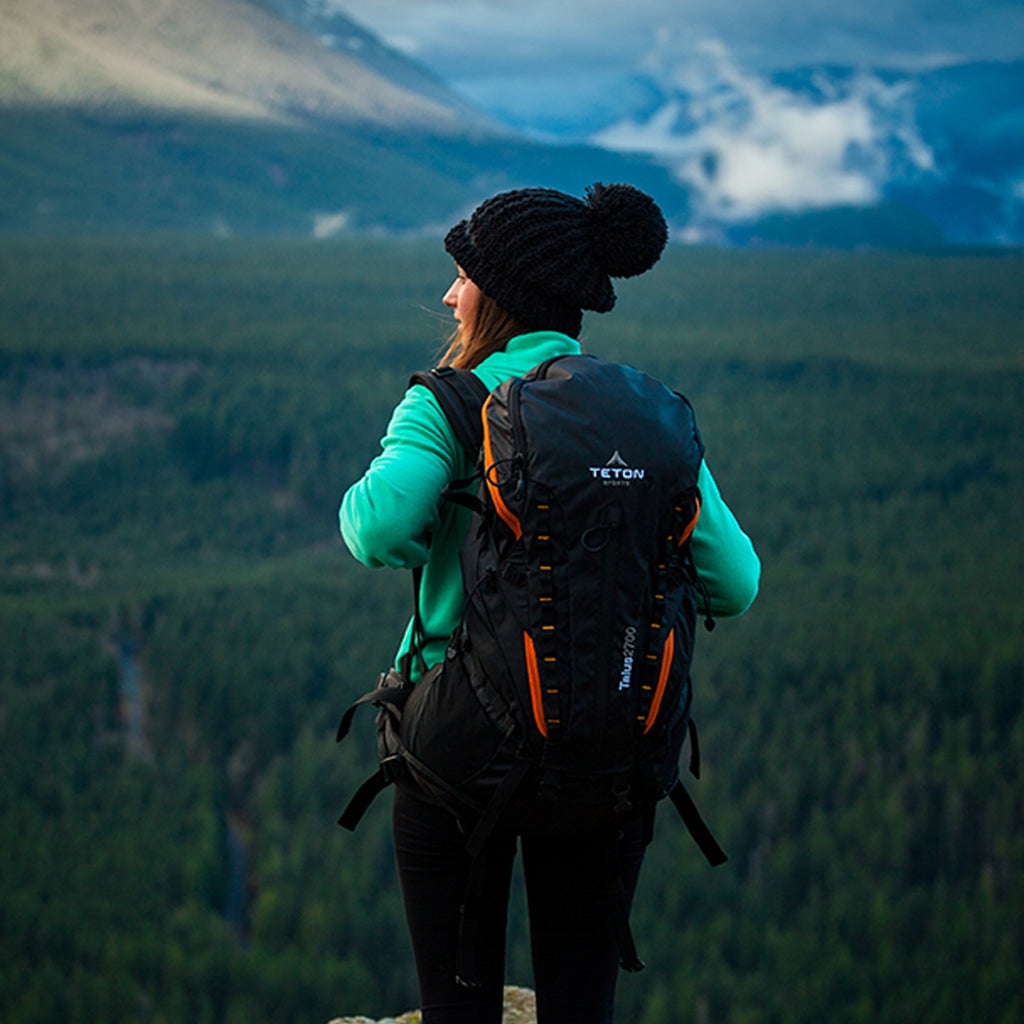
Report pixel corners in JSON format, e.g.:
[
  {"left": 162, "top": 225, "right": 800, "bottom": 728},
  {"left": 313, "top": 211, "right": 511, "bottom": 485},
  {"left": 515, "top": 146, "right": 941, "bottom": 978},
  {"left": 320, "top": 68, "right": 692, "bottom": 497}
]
[{"left": 444, "top": 182, "right": 668, "bottom": 337}]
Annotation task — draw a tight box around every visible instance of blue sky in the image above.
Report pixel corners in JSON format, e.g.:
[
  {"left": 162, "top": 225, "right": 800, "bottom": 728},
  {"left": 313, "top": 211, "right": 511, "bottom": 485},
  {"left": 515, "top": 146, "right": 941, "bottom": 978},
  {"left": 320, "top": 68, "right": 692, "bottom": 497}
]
[{"left": 336, "top": 0, "right": 1024, "bottom": 83}]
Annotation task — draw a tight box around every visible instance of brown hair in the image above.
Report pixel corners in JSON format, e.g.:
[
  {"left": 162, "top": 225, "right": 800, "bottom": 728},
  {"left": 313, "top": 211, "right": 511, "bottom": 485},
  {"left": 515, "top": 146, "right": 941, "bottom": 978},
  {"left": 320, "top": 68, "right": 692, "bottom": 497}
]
[{"left": 439, "top": 289, "right": 528, "bottom": 370}]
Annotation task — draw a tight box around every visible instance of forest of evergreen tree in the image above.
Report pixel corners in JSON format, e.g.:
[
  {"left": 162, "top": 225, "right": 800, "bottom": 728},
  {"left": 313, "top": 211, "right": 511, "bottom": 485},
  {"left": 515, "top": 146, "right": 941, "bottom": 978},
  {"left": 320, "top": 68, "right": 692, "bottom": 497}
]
[{"left": 1, "top": 238, "right": 1021, "bottom": 1023}]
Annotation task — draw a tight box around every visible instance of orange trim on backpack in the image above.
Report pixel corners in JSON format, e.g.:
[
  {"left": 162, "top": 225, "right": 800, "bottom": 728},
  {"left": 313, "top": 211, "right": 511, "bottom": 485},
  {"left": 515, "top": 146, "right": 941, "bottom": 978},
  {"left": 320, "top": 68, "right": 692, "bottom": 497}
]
[
  {"left": 643, "top": 628, "right": 675, "bottom": 735},
  {"left": 678, "top": 495, "right": 701, "bottom": 546},
  {"left": 523, "top": 631, "right": 548, "bottom": 736},
  {"left": 482, "top": 393, "right": 522, "bottom": 540}
]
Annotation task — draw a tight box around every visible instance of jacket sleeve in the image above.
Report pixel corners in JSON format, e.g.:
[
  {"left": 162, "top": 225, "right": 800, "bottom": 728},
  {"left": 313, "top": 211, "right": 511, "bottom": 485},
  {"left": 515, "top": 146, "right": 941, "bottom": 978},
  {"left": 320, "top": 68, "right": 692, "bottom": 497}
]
[
  {"left": 691, "top": 461, "right": 760, "bottom": 617},
  {"left": 339, "top": 385, "right": 459, "bottom": 569}
]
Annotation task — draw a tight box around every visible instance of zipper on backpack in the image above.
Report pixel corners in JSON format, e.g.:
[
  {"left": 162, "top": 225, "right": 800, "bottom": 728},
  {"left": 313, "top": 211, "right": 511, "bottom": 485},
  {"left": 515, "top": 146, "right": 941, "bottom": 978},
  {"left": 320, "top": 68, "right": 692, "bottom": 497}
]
[
  {"left": 522, "top": 631, "right": 548, "bottom": 737},
  {"left": 482, "top": 392, "right": 523, "bottom": 540},
  {"left": 643, "top": 627, "right": 675, "bottom": 734}
]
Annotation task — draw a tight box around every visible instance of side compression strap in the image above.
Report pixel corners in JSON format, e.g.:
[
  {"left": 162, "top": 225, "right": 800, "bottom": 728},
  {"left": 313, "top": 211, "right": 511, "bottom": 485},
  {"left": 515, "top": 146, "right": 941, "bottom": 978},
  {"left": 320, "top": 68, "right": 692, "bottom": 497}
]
[
  {"left": 456, "top": 758, "right": 534, "bottom": 989},
  {"left": 669, "top": 780, "right": 728, "bottom": 866},
  {"left": 605, "top": 839, "right": 645, "bottom": 973},
  {"left": 337, "top": 768, "right": 390, "bottom": 831}
]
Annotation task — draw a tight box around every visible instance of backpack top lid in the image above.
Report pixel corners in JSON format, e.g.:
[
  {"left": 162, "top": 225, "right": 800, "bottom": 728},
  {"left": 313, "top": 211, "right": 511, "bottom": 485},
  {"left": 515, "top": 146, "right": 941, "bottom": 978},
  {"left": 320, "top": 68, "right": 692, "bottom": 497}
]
[{"left": 480, "top": 354, "right": 705, "bottom": 535}]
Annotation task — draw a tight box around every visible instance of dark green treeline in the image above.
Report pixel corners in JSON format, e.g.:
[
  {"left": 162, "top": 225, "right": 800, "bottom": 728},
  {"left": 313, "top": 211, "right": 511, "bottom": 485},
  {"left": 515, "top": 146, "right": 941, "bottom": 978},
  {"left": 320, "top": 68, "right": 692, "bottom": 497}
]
[{"left": 1, "top": 237, "right": 1021, "bottom": 1024}]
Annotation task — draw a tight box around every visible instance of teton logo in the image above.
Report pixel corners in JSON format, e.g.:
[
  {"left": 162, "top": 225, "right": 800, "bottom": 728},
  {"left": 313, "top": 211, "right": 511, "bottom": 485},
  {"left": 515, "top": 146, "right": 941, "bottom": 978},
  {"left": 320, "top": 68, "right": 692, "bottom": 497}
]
[{"left": 589, "top": 450, "right": 645, "bottom": 486}]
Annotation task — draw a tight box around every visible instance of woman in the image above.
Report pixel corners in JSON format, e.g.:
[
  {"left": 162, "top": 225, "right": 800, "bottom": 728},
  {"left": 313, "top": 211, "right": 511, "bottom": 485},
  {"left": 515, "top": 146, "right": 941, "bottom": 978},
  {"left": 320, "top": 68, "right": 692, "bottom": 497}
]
[{"left": 340, "top": 183, "right": 759, "bottom": 1024}]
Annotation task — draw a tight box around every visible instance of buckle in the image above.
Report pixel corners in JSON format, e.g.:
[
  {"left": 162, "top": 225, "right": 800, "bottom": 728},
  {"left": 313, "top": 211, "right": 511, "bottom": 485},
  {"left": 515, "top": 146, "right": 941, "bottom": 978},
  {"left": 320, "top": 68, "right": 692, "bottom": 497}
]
[{"left": 380, "top": 754, "right": 405, "bottom": 783}]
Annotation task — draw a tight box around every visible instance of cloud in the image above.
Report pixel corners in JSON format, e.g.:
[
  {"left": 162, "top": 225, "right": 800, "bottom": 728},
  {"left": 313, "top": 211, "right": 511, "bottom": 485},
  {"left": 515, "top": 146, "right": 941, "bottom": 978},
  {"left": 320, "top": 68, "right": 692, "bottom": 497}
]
[{"left": 594, "top": 39, "right": 937, "bottom": 222}]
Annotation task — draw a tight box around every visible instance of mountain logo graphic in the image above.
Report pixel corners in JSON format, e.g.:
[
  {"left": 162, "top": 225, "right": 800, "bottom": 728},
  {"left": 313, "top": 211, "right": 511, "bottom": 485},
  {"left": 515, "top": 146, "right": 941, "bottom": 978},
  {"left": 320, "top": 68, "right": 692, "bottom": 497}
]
[{"left": 589, "top": 450, "right": 646, "bottom": 485}]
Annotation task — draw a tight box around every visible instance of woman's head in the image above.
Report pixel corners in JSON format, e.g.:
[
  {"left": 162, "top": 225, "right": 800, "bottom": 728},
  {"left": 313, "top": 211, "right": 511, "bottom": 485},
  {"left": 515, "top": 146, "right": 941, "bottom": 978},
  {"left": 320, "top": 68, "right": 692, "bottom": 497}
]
[{"left": 441, "top": 182, "right": 668, "bottom": 368}]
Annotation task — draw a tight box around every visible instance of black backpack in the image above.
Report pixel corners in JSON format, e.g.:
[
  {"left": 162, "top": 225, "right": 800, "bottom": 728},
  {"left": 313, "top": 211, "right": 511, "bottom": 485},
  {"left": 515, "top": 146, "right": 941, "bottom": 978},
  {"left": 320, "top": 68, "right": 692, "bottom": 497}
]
[{"left": 337, "top": 354, "right": 725, "bottom": 979}]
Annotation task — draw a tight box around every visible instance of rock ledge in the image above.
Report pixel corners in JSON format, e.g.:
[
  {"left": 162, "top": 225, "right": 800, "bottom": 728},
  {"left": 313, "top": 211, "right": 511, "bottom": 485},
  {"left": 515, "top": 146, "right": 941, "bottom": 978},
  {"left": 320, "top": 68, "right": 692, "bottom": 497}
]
[{"left": 328, "top": 985, "right": 537, "bottom": 1024}]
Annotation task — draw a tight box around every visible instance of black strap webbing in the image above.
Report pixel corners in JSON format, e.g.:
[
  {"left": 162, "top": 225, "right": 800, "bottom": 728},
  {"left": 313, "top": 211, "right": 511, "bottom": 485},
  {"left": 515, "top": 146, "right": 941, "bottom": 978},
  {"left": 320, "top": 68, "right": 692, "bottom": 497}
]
[
  {"left": 337, "top": 768, "right": 390, "bottom": 831},
  {"left": 464, "top": 757, "right": 532, "bottom": 858},
  {"left": 455, "top": 758, "right": 533, "bottom": 988},
  {"left": 455, "top": 849, "right": 489, "bottom": 990},
  {"left": 669, "top": 780, "right": 728, "bottom": 866},
  {"left": 402, "top": 565, "right": 430, "bottom": 682},
  {"left": 605, "top": 838, "right": 645, "bottom": 973},
  {"left": 335, "top": 676, "right": 409, "bottom": 744},
  {"left": 409, "top": 366, "right": 489, "bottom": 460}
]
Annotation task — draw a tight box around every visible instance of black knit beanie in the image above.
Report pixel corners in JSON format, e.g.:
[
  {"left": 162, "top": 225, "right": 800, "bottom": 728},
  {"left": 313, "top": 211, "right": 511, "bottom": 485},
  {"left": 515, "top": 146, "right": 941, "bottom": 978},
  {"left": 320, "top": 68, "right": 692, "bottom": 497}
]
[{"left": 444, "top": 182, "right": 668, "bottom": 337}]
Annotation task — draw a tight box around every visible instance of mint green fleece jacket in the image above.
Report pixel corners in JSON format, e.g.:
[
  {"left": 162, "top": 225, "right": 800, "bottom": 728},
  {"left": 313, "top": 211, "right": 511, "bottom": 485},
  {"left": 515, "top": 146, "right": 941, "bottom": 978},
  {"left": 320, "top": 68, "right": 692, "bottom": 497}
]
[{"left": 339, "top": 331, "right": 760, "bottom": 677}]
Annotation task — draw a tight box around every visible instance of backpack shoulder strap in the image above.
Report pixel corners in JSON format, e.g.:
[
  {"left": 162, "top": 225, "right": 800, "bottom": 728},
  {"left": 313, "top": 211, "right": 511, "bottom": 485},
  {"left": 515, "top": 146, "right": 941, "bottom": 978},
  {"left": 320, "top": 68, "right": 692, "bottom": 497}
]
[{"left": 409, "top": 366, "right": 490, "bottom": 460}]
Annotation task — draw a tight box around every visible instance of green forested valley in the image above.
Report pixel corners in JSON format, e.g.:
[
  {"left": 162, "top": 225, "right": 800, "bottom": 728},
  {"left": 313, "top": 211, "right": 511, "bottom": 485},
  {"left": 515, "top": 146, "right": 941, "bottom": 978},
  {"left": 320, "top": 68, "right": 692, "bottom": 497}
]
[{"left": 1, "top": 237, "right": 1021, "bottom": 1024}]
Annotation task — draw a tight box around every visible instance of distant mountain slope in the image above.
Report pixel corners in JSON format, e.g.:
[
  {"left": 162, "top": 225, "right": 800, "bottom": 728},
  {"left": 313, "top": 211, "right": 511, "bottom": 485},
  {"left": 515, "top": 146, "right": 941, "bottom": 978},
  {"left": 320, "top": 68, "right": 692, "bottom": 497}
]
[
  {"left": 0, "top": 0, "right": 485, "bottom": 133},
  {"left": 0, "top": 0, "right": 693, "bottom": 236},
  {"left": 256, "top": 0, "right": 482, "bottom": 120},
  {"left": 0, "top": 0, "right": 692, "bottom": 236}
]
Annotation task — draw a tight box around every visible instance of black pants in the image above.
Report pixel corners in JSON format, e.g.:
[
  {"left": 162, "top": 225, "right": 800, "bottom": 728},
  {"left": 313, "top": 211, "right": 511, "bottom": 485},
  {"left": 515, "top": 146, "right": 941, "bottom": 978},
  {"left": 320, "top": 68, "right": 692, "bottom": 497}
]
[{"left": 392, "top": 785, "right": 652, "bottom": 1024}]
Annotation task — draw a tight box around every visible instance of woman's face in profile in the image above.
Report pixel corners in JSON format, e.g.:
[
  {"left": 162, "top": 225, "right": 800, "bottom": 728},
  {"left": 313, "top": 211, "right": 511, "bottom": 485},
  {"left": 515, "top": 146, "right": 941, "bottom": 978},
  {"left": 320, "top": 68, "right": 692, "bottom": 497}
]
[{"left": 442, "top": 265, "right": 482, "bottom": 329}]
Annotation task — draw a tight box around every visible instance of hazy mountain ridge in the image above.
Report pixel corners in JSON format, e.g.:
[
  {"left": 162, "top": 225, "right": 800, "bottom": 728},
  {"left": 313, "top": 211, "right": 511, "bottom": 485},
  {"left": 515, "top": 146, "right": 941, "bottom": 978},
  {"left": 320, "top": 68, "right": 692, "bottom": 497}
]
[
  {"left": 0, "top": 0, "right": 477, "bottom": 132},
  {"left": 254, "top": 0, "right": 485, "bottom": 123}
]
